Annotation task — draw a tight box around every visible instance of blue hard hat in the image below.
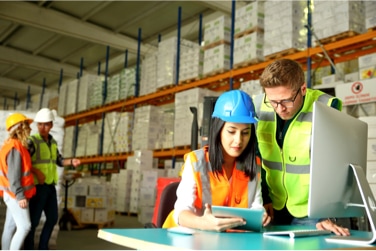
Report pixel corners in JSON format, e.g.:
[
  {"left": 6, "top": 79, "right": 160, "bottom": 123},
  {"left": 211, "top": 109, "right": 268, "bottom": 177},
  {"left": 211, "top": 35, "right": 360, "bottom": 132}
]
[{"left": 212, "top": 90, "right": 258, "bottom": 124}]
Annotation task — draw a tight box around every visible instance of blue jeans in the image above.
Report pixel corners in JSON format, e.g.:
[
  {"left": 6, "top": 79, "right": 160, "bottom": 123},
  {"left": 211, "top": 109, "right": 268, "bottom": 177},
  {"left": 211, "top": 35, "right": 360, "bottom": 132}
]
[
  {"left": 291, "top": 216, "right": 320, "bottom": 226},
  {"left": 23, "top": 184, "right": 58, "bottom": 250},
  {"left": 1, "top": 192, "right": 31, "bottom": 250},
  {"left": 272, "top": 206, "right": 320, "bottom": 226}
]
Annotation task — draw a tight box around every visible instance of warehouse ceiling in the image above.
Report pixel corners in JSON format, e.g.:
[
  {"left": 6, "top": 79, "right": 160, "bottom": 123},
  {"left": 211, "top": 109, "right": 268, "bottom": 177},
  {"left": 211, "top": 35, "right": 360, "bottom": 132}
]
[{"left": 0, "top": 1, "right": 250, "bottom": 103}]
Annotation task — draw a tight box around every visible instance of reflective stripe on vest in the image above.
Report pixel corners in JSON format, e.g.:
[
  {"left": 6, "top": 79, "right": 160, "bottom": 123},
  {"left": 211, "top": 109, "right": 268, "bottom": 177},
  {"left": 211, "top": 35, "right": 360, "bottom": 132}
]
[
  {"left": 0, "top": 139, "right": 36, "bottom": 199},
  {"left": 255, "top": 89, "right": 341, "bottom": 217},
  {"left": 30, "top": 134, "right": 58, "bottom": 185}
]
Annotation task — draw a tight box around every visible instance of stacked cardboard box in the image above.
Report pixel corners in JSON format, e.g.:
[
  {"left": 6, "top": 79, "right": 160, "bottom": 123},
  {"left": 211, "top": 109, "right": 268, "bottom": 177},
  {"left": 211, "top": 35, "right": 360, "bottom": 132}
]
[
  {"left": 263, "top": 0, "right": 307, "bottom": 56},
  {"left": 156, "top": 37, "right": 197, "bottom": 89},
  {"left": 203, "top": 15, "right": 231, "bottom": 75},
  {"left": 312, "top": 1, "right": 365, "bottom": 42},
  {"left": 140, "top": 52, "right": 157, "bottom": 96},
  {"left": 67, "top": 177, "right": 115, "bottom": 225},
  {"left": 78, "top": 74, "right": 101, "bottom": 112},
  {"left": 233, "top": 1, "right": 264, "bottom": 66},
  {"left": 365, "top": 1, "right": 376, "bottom": 30}
]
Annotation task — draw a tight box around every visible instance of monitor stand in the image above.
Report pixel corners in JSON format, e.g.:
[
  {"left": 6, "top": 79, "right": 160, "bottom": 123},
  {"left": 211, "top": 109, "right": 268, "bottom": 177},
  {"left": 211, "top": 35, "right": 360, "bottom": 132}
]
[{"left": 326, "top": 164, "right": 376, "bottom": 245}]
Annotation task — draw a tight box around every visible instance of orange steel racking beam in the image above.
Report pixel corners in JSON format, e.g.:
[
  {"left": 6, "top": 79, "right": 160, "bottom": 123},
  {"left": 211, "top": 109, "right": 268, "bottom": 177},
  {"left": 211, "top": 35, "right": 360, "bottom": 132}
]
[{"left": 66, "top": 30, "right": 376, "bottom": 163}]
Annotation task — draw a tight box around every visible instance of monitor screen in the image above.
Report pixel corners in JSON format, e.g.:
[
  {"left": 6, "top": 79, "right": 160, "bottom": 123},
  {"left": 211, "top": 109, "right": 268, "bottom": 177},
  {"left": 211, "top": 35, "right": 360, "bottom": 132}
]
[
  {"left": 308, "top": 101, "right": 376, "bottom": 245},
  {"left": 308, "top": 101, "right": 368, "bottom": 218}
]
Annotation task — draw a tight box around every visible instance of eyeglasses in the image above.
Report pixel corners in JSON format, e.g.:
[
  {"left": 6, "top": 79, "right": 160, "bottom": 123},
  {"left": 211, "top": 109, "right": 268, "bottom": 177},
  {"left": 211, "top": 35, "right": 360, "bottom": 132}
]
[{"left": 264, "top": 90, "right": 300, "bottom": 109}]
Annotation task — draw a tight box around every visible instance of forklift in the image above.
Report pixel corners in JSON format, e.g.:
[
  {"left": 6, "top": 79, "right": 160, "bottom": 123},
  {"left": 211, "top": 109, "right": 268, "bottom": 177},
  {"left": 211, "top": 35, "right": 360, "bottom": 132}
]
[{"left": 190, "top": 96, "right": 218, "bottom": 150}]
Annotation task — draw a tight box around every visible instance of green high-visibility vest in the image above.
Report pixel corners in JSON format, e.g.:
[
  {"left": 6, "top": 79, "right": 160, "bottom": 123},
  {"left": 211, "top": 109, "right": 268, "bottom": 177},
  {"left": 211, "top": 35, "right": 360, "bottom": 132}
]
[
  {"left": 30, "top": 134, "right": 58, "bottom": 185},
  {"left": 255, "top": 89, "right": 342, "bottom": 217}
]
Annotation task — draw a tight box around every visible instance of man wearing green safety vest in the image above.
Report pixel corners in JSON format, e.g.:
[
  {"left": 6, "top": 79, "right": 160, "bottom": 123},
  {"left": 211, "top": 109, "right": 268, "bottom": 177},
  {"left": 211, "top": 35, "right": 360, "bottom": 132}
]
[
  {"left": 254, "top": 59, "right": 349, "bottom": 236},
  {"left": 24, "top": 108, "right": 81, "bottom": 250}
]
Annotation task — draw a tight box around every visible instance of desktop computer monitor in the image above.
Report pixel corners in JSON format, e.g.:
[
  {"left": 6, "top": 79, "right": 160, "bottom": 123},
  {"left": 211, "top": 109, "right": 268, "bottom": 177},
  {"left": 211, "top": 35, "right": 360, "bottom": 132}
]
[{"left": 308, "top": 101, "right": 376, "bottom": 245}]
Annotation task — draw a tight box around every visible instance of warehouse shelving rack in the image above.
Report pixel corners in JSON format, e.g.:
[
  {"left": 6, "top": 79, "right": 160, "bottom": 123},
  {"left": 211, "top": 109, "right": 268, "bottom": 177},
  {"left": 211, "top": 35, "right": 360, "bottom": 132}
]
[
  {"left": 63, "top": 28, "right": 376, "bottom": 166},
  {"left": 65, "top": 30, "right": 376, "bottom": 126}
]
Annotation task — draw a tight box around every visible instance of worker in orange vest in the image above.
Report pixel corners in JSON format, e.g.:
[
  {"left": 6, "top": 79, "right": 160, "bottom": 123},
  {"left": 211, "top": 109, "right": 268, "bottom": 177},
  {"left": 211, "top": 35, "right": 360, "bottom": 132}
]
[
  {"left": 0, "top": 113, "right": 36, "bottom": 250},
  {"left": 165, "top": 90, "right": 271, "bottom": 231}
]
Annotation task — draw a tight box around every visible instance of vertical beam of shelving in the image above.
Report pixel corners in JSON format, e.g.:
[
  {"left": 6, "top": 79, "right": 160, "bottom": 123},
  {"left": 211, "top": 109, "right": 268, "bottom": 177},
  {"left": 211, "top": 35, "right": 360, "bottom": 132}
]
[
  {"left": 124, "top": 49, "right": 128, "bottom": 69},
  {"left": 306, "top": 0, "right": 312, "bottom": 88},
  {"left": 72, "top": 59, "right": 84, "bottom": 167},
  {"left": 175, "top": 6, "right": 181, "bottom": 85},
  {"left": 98, "top": 46, "right": 110, "bottom": 175},
  {"left": 124, "top": 49, "right": 128, "bottom": 101},
  {"left": 198, "top": 14, "right": 202, "bottom": 45},
  {"left": 229, "top": 0, "right": 236, "bottom": 90},
  {"left": 39, "top": 78, "right": 46, "bottom": 109},
  {"left": 13, "top": 92, "right": 17, "bottom": 110},
  {"left": 26, "top": 86, "right": 31, "bottom": 110},
  {"left": 135, "top": 28, "right": 141, "bottom": 97},
  {"left": 58, "top": 68, "right": 63, "bottom": 94},
  {"left": 80, "top": 57, "right": 84, "bottom": 77},
  {"left": 103, "top": 46, "right": 110, "bottom": 105},
  {"left": 72, "top": 119, "right": 79, "bottom": 159},
  {"left": 98, "top": 61, "right": 101, "bottom": 75}
]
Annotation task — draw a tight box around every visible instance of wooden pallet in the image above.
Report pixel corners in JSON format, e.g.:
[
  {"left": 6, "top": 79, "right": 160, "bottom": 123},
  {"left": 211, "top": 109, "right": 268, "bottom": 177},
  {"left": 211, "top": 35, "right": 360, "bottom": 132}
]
[
  {"left": 202, "top": 40, "right": 231, "bottom": 50},
  {"left": 233, "top": 58, "right": 263, "bottom": 69},
  {"left": 264, "top": 48, "right": 300, "bottom": 61},
  {"left": 178, "top": 77, "right": 201, "bottom": 85},
  {"left": 203, "top": 68, "right": 228, "bottom": 78},
  {"left": 125, "top": 95, "right": 135, "bottom": 101},
  {"left": 154, "top": 147, "right": 174, "bottom": 153},
  {"left": 316, "top": 30, "right": 359, "bottom": 45},
  {"left": 156, "top": 84, "right": 174, "bottom": 92},
  {"left": 115, "top": 211, "right": 138, "bottom": 217},
  {"left": 234, "top": 26, "right": 264, "bottom": 39},
  {"left": 368, "top": 27, "right": 376, "bottom": 32},
  {"left": 174, "top": 145, "right": 191, "bottom": 151}
]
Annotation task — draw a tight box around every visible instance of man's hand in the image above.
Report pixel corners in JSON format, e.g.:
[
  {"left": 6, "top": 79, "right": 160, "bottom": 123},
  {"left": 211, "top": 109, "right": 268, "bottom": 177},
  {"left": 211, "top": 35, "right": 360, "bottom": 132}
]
[
  {"left": 263, "top": 203, "right": 274, "bottom": 222},
  {"left": 316, "top": 219, "right": 350, "bottom": 236},
  {"left": 18, "top": 199, "right": 28, "bottom": 209},
  {"left": 35, "top": 169, "right": 45, "bottom": 184},
  {"left": 71, "top": 158, "right": 81, "bottom": 168}
]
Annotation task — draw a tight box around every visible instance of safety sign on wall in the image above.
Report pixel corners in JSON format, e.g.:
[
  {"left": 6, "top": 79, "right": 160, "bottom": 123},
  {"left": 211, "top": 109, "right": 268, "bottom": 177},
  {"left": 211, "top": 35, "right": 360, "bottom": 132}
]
[{"left": 335, "top": 78, "right": 376, "bottom": 106}]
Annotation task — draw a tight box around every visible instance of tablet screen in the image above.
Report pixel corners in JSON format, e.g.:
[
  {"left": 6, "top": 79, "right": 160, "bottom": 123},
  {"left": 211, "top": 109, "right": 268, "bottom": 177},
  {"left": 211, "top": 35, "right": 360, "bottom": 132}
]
[{"left": 211, "top": 206, "right": 264, "bottom": 232}]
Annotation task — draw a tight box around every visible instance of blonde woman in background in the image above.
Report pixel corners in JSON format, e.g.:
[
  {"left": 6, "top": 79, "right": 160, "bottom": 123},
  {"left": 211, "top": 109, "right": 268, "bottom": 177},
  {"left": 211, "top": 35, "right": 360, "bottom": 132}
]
[{"left": 0, "top": 113, "right": 36, "bottom": 250}]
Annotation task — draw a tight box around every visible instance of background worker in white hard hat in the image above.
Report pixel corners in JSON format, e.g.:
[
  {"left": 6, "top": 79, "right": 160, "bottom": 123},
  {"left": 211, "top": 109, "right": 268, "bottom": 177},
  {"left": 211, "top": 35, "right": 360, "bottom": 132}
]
[
  {"left": 23, "top": 108, "right": 81, "bottom": 250},
  {"left": 0, "top": 113, "right": 36, "bottom": 250}
]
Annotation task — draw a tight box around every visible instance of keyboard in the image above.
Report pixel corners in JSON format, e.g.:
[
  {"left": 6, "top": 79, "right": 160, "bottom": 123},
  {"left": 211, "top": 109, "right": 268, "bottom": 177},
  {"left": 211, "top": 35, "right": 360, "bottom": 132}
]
[{"left": 263, "top": 229, "right": 332, "bottom": 238}]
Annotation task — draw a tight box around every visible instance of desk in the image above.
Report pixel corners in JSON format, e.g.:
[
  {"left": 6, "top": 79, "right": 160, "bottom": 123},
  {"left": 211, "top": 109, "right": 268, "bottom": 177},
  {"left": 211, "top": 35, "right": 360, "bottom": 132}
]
[{"left": 98, "top": 227, "right": 376, "bottom": 250}]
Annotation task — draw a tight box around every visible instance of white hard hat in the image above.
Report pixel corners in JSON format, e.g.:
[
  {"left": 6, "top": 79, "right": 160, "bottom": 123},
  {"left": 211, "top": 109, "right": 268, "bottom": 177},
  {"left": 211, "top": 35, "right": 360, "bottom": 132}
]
[{"left": 34, "top": 108, "right": 55, "bottom": 123}]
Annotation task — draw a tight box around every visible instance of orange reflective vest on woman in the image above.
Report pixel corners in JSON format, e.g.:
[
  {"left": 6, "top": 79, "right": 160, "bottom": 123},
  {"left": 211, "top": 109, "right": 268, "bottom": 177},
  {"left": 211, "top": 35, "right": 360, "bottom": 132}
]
[
  {"left": 190, "top": 146, "right": 255, "bottom": 210},
  {"left": 163, "top": 146, "right": 260, "bottom": 228},
  {"left": 0, "top": 139, "right": 36, "bottom": 199}
]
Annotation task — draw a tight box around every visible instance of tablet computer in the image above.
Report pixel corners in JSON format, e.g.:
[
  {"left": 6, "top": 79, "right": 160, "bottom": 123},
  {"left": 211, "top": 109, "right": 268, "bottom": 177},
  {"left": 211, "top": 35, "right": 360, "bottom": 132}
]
[{"left": 211, "top": 206, "right": 264, "bottom": 232}]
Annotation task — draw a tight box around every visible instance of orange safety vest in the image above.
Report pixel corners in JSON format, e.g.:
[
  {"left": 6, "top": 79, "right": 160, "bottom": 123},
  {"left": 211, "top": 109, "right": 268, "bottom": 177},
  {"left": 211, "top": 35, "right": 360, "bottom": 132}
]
[
  {"left": 190, "top": 146, "right": 251, "bottom": 211},
  {"left": 0, "top": 139, "right": 36, "bottom": 199},
  {"left": 163, "top": 146, "right": 258, "bottom": 228}
]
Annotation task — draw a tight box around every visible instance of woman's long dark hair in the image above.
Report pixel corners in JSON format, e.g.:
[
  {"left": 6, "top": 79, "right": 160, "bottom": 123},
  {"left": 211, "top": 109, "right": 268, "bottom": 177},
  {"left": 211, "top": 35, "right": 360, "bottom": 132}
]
[{"left": 208, "top": 117, "right": 258, "bottom": 180}]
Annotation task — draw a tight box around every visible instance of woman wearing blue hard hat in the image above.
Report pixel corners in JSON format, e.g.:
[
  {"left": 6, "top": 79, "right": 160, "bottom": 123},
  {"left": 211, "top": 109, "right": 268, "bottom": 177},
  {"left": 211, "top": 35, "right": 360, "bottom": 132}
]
[{"left": 165, "top": 89, "right": 270, "bottom": 231}]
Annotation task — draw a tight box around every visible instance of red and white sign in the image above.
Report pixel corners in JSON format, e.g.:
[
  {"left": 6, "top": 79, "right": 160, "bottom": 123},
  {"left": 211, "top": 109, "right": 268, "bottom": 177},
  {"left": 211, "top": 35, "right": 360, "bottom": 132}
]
[{"left": 335, "top": 79, "right": 376, "bottom": 106}]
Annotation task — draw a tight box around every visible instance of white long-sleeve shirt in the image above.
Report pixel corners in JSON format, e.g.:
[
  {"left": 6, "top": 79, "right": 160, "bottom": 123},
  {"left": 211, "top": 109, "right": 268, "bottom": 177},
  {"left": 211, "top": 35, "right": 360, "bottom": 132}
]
[{"left": 173, "top": 156, "right": 264, "bottom": 224}]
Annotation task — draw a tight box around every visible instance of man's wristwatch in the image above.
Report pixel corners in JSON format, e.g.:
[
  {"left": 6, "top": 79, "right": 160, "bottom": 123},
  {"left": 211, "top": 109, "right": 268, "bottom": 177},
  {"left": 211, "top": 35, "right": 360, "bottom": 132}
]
[{"left": 327, "top": 218, "right": 337, "bottom": 224}]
